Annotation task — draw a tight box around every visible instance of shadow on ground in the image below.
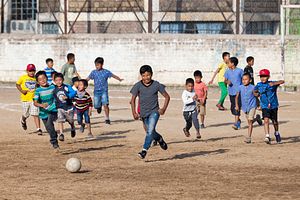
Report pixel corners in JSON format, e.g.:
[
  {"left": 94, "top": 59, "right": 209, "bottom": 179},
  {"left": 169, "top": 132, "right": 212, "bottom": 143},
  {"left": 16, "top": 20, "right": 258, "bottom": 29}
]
[{"left": 61, "top": 144, "right": 125, "bottom": 155}]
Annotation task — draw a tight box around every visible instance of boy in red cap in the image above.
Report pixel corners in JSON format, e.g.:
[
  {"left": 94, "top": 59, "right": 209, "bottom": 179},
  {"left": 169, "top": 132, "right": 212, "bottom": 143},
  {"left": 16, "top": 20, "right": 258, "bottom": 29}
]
[
  {"left": 254, "top": 69, "right": 284, "bottom": 144},
  {"left": 16, "top": 64, "right": 42, "bottom": 134}
]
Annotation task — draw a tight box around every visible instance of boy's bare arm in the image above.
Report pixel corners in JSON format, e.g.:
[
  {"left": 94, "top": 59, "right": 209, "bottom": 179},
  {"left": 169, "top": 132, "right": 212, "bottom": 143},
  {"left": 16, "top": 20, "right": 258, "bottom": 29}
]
[
  {"left": 130, "top": 95, "right": 139, "bottom": 120},
  {"left": 269, "top": 80, "right": 285, "bottom": 86},
  {"left": 33, "top": 100, "right": 48, "bottom": 109},
  {"left": 112, "top": 74, "right": 124, "bottom": 82},
  {"left": 209, "top": 68, "right": 220, "bottom": 84},
  {"left": 159, "top": 91, "right": 170, "bottom": 115},
  {"left": 16, "top": 84, "right": 27, "bottom": 95}
]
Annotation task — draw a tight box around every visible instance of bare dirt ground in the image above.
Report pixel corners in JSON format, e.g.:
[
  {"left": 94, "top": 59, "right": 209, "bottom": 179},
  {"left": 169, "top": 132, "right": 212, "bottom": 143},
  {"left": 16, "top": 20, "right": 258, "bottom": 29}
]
[{"left": 0, "top": 85, "right": 299, "bottom": 200}]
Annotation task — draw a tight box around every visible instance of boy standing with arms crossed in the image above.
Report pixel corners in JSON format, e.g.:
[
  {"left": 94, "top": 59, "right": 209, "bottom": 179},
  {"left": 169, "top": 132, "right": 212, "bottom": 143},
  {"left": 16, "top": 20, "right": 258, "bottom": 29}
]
[
  {"left": 130, "top": 65, "right": 170, "bottom": 159},
  {"left": 224, "top": 57, "right": 244, "bottom": 130},
  {"left": 86, "top": 57, "right": 123, "bottom": 124},
  {"left": 254, "top": 69, "right": 284, "bottom": 144},
  {"left": 194, "top": 70, "right": 208, "bottom": 128},
  {"left": 16, "top": 64, "right": 42, "bottom": 134},
  {"left": 209, "top": 52, "right": 230, "bottom": 110}
]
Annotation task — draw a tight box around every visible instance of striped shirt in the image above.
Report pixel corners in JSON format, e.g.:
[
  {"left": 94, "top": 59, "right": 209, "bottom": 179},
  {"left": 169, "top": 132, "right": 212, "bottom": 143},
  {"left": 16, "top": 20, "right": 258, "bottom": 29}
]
[
  {"left": 74, "top": 91, "right": 93, "bottom": 112},
  {"left": 33, "top": 84, "right": 57, "bottom": 119},
  {"left": 44, "top": 67, "right": 56, "bottom": 85}
]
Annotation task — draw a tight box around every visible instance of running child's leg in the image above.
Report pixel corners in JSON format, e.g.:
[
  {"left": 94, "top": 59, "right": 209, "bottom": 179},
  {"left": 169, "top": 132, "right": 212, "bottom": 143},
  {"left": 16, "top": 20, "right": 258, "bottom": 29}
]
[
  {"left": 264, "top": 117, "right": 271, "bottom": 144},
  {"left": 77, "top": 111, "right": 85, "bottom": 133},
  {"left": 84, "top": 110, "right": 93, "bottom": 137},
  {"left": 192, "top": 110, "right": 201, "bottom": 138},
  {"left": 102, "top": 91, "right": 110, "bottom": 124},
  {"left": 183, "top": 111, "right": 192, "bottom": 136},
  {"left": 270, "top": 108, "right": 281, "bottom": 143},
  {"left": 42, "top": 113, "right": 58, "bottom": 148},
  {"left": 65, "top": 109, "right": 76, "bottom": 138},
  {"left": 21, "top": 102, "right": 31, "bottom": 130}
]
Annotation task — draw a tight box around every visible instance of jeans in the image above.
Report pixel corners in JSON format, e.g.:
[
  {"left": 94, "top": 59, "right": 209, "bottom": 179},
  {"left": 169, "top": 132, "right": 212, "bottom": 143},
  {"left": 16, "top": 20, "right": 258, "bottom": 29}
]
[
  {"left": 218, "top": 82, "right": 228, "bottom": 105},
  {"left": 94, "top": 90, "right": 109, "bottom": 108},
  {"left": 183, "top": 110, "right": 200, "bottom": 131},
  {"left": 42, "top": 112, "right": 58, "bottom": 146},
  {"left": 142, "top": 111, "right": 162, "bottom": 150},
  {"left": 77, "top": 109, "right": 90, "bottom": 124}
]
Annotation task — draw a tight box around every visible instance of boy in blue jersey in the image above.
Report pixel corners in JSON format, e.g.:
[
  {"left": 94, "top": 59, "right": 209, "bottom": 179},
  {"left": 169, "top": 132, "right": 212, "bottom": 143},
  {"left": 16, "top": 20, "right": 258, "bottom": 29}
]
[
  {"left": 44, "top": 58, "right": 56, "bottom": 85},
  {"left": 254, "top": 69, "right": 284, "bottom": 144}
]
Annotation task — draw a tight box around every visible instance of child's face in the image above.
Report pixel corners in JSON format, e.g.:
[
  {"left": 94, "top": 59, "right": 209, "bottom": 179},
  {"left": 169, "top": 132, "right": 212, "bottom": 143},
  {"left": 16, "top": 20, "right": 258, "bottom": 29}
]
[
  {"left": 260, "top": 76, "right": 269, "bottom": 83},
  {"left": 242, "top": 75, "right": 251, "bottom": 86},
  {"left": 69, "top": 57, "right": 75, "bottom": 64},
  {"left": 224, "top": 55, "right": 230, "bottom": 63},
  {"left": 194, "top": 76, "right": 202, "bottom": 83},
  {"left": 74, "top": 81, "right": 79, "bottom": 88},
  {"left": 37, "top": 74, "right": 48, "bottom": 87},
  {"left": 186, "top": 83, "right": 194, "bottom": 92},
  {"left": 27, "top": 70, "right": 36, "bottom": 78},
  {"left": 95, "top": 63, "right": 103, "bottom": 70},
  {"left": 54, "top": 77, "right": 64, "bottom": 87},
  {"left": 78, "top": 81, "right": 85, "bottom": 91},
  {"left": 141, "top": 72, "right": 152, "bottom": 84},
  {"left": 248, "top": 59, "right": 254, "bottom": 66},
  {"left": 228, "top": 61, "right": 235, "bottom": 69},
  {"left": 47, "top": 61, "right": 54, "bottom": 68}
]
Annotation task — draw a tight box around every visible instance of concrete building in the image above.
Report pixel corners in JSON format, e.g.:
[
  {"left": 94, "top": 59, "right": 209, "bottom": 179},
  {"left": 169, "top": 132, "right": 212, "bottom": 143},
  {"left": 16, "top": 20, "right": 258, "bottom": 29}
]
[{"left": 0, "top": 0, "right": 296, "bottom": 35}]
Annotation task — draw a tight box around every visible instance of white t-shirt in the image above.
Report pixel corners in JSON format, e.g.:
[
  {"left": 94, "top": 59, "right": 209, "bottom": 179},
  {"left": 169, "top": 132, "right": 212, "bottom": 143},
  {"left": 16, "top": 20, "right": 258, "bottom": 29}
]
[{"left": 182, "top": 90, "right": 196, "bottom": 112}]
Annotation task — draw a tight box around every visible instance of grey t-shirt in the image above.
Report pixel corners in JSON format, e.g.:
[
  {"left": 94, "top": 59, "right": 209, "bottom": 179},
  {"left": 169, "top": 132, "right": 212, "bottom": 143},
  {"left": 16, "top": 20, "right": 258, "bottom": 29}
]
[
  {"left": 130, "top": 80, "right": 166, "bottom": 118},
  {"left": 61, "top": 63, "right": 77, "bottom": 85}
]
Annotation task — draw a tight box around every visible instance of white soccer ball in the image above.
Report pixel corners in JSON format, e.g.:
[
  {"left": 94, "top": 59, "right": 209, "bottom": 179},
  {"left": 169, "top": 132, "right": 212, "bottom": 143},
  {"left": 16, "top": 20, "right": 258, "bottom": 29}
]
[{"left": 66, "top": 158, "right": 81, "bottom": 173}]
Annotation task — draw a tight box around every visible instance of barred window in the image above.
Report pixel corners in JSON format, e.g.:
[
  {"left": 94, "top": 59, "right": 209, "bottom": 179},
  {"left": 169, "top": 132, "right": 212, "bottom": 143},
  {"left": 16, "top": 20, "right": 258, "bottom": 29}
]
[
  {"left": 11, "top": 0, "right": 37, "bottom": 20},
  {"left": 245, "top": 22, "right": 278, "bottom": 35},
  {"left": 42, "top": 22, "right": 59, "bottom": 34}
]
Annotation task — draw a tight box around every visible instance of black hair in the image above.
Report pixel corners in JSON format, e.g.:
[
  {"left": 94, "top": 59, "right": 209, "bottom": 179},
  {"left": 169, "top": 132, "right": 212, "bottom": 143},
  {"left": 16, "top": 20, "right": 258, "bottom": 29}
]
[
  {"left": 79, "top": 79, "right": 88, "bottom": 88},
  {"left": 54, "top": 72, "right": 64, "bottom": 80},
  {"left": 243, "top": 73, "right": 251, "bottom": 79},
  {"left": 51, "top": 71, "right": 58, "bottom": 77},
  {"left": 46, "top": 58, "right": 53, "bottom": 63},
  {"left": 140, "top": 65, "right": 153, "bottom": 75},
  {"left": 94, "top": 57, "right": 104, "bottom": 65},
  {"left": 222, "top": 52, "right": 230, "bottom": 59},
  {"left": 229, "top": 57, "right": 239, "bottom": 66},
  {"left": 193, "top": 70, "right": 202, "bottom": 77},
  {"left": 35, "top": 70, "right": 48, "bottom": 81},
  {"left": 67, "top": 53, "right": 75, "bottom": 61},
  {"left": 246, "top": 56, "right": 254, "bottom": 63},
  {"left": 72, "top": 76, "right": 80, "bottom": 84},
  {"left": 186, "top": 78, "right": 194, "bottom": 85}
]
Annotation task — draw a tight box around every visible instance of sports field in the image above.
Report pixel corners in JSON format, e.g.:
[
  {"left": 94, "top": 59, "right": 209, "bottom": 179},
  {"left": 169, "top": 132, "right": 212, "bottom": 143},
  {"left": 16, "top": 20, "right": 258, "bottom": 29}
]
[{"left": 0, "top": 84, "right": 300, "bottom": 200}]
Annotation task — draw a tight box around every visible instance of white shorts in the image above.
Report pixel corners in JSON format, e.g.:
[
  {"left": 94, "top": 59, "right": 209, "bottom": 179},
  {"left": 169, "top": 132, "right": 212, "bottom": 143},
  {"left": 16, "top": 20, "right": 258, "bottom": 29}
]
[
  {"left": 245, "top": 108, "right": 256, "bottom": 121},
  {"left": 57, "top": 108, "right": 74, "bottom": 123},
  {"left": 22, "top": 101, "right": 39, "bottom": 118}
]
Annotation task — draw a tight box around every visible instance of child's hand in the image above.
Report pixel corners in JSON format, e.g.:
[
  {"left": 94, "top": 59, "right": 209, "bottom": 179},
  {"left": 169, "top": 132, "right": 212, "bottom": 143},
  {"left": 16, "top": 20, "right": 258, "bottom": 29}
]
[
  {"left": 269, "top": 82, "right": 274, "bottom": 87},
  {"left": 200, "top": 99, "right": 206, "bottom": 106},
  {"left": 21, "top": 90, "right": 28, "bottom": 95},
  {"left": 41, "top": 103, "right": 49, "bottom": 109},
  {"left": 132, "top": 112, "right": 139, "bottom": 120},
  {"left": 235, "top": 106, "right": 239, "bottom": 111},
  {"left": 62, "top": 95, "right": 68, "bottom": 100},
  {"left": 193, "top": 94, "right": 198, "bottom": 101},
  {"left": 208, "top": 80, "right": 213, "bottom": 85},
  {"left": 158, "top": 108, "right": 166, "bottom": 115},
  {"left": 89, "top": 111, "right": 92, "bottom": 116},
  {"left": 119, "top": 78, "right": 124, "bottom": 82},
  {"left": 227, "top": 80, "right": 232, "bottom": 86}
]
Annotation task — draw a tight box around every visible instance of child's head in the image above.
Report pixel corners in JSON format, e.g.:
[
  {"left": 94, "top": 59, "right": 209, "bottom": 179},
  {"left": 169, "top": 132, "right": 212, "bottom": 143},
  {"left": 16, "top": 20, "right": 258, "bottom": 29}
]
[
  {"left": 222, "top": 52, "right": 230, "bottom": 63},
  {"left": 67, "top": 53, "right": 75, "bottom": 64},
  {"left": 26, "top": 64, "right": 36, "bottom": 78},
  {"left": 46, "top": 58, "right": 54, "bottom": 68},
  {"left": 246, "top": 56, "right": 254, "bottom": 66},
  {"left": 35, "top": 71, "right": 48, "bottom": 87},
  {"left": 242, "top": 73, "right": 251, "bottom": 86},
  {"left": 72, "top": 76, "right": 80, "bottom": 88},
  {"left": 193, "top": 70, "right": 202, "bottom": 83},
  {"left": 51, "top": 71, "right": 58, "bottom": 81},
  {"left": 185, "top": 78, "right": 194, "bottom": 92},
  {"left": 140, "top": 65, "right": 153, "bottom": 84},
  {"left": 259, "top": 69, "right": 270, "bottom": 83},
  {"left": 78, "top": 79, "right": 88, "bottom": 92},
  {"left": 54, "top": 73, "right": 64, "bottom": 87},
  {"left": 228, "top": 57, "right": 239, "bottom": 69},
  {"left": 94, "top": 57, "right": 104, "bottom": 70}
]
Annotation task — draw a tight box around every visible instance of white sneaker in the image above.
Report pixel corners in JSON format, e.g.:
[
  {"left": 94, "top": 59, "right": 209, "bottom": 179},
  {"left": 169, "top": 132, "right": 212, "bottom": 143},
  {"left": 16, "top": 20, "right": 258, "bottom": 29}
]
[{"left": 264, "top": 134, "right": 271, "bottom": 144}]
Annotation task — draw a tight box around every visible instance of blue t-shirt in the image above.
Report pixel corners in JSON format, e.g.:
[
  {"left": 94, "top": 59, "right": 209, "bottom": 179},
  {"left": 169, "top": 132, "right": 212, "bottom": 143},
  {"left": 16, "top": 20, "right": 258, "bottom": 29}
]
[
  {"left": 238, "top": 84, "right": 256, "bottom": 113},
  {"left": 44, "top": 67, "right": 56, "bottom": 85},
  {"left": 88, "top": 69, "right": 113, "bottom": 92},
  {"left": 53, "top": 84, "right": 76, "bottom": 110},
  {"left": 254, "top": 81, "right": 279, "bottom": 109},
  {"left": 224, "top": 67, "right": 244, "bottom": 96}
]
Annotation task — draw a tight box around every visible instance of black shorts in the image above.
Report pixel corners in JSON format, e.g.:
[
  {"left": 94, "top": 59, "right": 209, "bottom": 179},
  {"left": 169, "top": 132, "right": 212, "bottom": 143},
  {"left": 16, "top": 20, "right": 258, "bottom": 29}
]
[
  {"left": 262, "top": 108, "right": 278, "bottom": 122},
  {"left": 229, "top": 95, "right": 241, "bottom": 116}
]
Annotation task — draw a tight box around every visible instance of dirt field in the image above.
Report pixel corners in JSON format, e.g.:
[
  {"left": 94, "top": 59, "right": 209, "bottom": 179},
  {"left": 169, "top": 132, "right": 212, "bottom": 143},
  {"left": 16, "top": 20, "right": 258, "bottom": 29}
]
[{"left": 0, "top": 85, "right": 299, "bottom": 200}]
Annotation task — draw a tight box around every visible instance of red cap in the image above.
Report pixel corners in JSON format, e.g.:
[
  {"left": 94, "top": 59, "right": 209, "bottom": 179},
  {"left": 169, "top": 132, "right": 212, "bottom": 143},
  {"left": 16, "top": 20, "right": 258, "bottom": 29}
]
[
  {"left": 26, "top": 64, "right": 36, "bottom": 71},
  {"left": 259, "top": 69, "right": 270, "bottom": 76}
]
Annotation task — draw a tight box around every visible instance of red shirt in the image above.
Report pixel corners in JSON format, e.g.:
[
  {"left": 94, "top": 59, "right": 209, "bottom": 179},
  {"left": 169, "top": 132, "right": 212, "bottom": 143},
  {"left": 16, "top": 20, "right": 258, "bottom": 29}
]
[{"left": 194, "top": 81, "right": 208, "bottom": 101}]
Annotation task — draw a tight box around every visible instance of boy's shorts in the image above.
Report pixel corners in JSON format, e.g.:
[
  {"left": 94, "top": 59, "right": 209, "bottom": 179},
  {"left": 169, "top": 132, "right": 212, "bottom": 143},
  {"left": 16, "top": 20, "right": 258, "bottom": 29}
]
[
  {"left": 262, "top": 108, "right": 278, "bottom": 122},
  {"left": 229, "top": 95, "right": 241, "bottom": 116},
  {"left": 196, "top": 102, "right": 206, "bottom": 116},
  {"left": 244, "top": 108, "right": 256, "bottom": 121},
  {"left": 22, "top": 101, "right": 39, "bottom": 118},
  {"left": 94, "top": 90, "right": 109, "bottom": 108},
  {"left": 57, "top": 108, "right": 74, "bottom": 123}
]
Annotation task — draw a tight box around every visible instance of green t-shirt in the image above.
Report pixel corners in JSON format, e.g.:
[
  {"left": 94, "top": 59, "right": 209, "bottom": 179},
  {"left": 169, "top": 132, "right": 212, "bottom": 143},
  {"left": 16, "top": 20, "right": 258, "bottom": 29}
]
[{"left": 61, "top": 63, "right": 77, "bottom": 85}]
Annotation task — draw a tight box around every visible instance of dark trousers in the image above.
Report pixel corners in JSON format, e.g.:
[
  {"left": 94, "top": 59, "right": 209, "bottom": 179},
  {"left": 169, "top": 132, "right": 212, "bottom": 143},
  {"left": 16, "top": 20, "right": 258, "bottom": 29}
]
[
  {"left": 42, "top": 112, "right": 58, "bottom": 146},
  {"left": 229, "top": 95, "right": 241, "bottom": 116},
  {"left": 183, "top": 110, "right": 200, "bottom": 131}
]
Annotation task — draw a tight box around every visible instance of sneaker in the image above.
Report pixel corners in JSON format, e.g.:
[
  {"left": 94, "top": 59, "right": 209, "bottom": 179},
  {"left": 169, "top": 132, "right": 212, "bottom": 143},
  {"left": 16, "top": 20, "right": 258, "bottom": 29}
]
[
  {"left": 37, "top": 128, "right": 43, "bottom": 136},
  {"left": 216, "top": 104, "right": 225, "bottom": 111},
  {"left": 232, "top": 122, "right": 241, "bottom": 130},
  {"left": 264, "top": 135, "right": 271, "bottom": 144},
  {"left": 196, "top": 133, "right": 201, "bottom": 139},
  {"left": 71, "top": 129, "right": 76, "bottom": 138},
  {"left": 152, "top": 140, "right": 158, "bottom": 146},
  {"left": 183, "top": 128, "right": 190, "bottom": 137},
  {"left": 256, "top": 114, "right": 263, "bottom": 126},
  {"left": 105, "top": 119, "right": 111, "bottom": 125},
  {"left": 200, "top": 124, "right": 205, "bottom": 129},
  {"left": 158, "top": 137, "right": 168, "bottom": 150},
  {"left": 138, "top": 150, "right": 147, "bottom": 159},
  {"left": 21, "top": 118, "right": 27, "bottom": 130},
  {"left": 274, "top": 132, "right": 282, "bottom": 144},
  {"left": 97, "top": 107, "right": 102, "bottom": 114},
  {"left": 244, "top": 137, "right": 251, "bottom": 144},
  {"left": 80, "top": 124, "right": 85, "bottom": 133},
  {"left": 53, "top": 143, "right": 59, "bottom": 149},
  {"left": 58, "top": 134, "right": 65, "bottom": 142}
]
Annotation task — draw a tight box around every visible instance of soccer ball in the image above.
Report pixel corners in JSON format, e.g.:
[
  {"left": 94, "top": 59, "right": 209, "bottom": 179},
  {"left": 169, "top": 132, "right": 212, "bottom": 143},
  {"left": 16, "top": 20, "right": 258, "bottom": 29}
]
[{"left": 66, "top": 158, "right": 81, "bottom": 173}]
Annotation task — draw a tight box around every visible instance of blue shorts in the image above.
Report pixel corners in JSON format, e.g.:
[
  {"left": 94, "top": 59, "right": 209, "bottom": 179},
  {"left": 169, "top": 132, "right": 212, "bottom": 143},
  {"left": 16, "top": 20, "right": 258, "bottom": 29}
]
[
  {"left": 94, "top": 90, "right": 109, "bottom": 108},
  {"left": 77, "top": 109, "right": 90, "bottom": 124}
]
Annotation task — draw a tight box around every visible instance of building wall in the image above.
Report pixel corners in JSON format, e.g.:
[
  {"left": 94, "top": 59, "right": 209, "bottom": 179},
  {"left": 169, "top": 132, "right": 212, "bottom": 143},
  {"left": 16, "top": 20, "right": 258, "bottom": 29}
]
[
  {"left": 0, "top": 34, "right": 298, "bottom": 86},
  {"left": 244, "top": 0, "right": 280, "bottom": 13}
]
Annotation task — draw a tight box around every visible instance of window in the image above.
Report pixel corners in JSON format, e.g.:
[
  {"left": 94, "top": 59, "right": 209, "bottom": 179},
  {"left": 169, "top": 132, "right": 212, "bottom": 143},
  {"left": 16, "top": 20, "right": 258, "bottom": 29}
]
[
  {"left": 245, "top": 22, "right": 278, "bottom": 35},
  {"left": 42, "top": 22, "right": 60, "bottom": 34},
  {"left": 159, "top": 22, "right": 233, "bottom": 34},
  {"left": 11, "top": 0, "right": 37, "bottom": 20}
]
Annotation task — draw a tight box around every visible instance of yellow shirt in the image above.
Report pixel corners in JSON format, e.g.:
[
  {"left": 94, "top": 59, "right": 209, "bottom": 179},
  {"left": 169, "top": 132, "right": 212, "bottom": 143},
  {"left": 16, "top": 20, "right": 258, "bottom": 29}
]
[
  {"left": 217, "top": 62, "right": 228, "bottom": 82},
  {"left": 16, "top": 74, "right": 37, "bottom": 102}
]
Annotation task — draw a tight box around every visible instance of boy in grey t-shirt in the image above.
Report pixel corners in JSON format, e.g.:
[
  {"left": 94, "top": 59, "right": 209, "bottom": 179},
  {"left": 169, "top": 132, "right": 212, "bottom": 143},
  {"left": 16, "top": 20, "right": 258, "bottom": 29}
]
[
  {"left": 130, "top": 65, "right": 170, "bottom": 159},
  {"left": 61, "top": 53, "right": 79, "bottom": 85}
]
